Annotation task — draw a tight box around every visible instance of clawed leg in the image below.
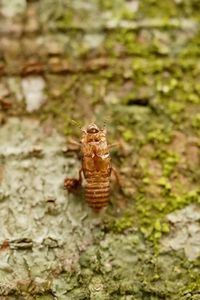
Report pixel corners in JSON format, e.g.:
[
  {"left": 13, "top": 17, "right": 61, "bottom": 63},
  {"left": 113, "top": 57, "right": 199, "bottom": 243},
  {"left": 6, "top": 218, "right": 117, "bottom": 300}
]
[
  {"left": 108, "top": 143, "right": 118, "bottom": 150},
  {"left": 111, "top": 167, "right": 123, "bottom": 191},
  {"left": 68, "top": 137, "right": 81, "bottom": 147},
  {"left": 78, "top": 168, "right": 83, "bottom": 184},
  {"left": 63, "top": 138, "right": 81, "bottom": 158},
  {"left": 64, "top": 168, "right": 83, "bottom": 193}
]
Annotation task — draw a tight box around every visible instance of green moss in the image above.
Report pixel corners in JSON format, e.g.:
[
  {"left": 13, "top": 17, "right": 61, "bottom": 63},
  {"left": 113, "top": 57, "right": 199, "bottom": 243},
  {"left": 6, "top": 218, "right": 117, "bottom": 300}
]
[
  {"left": 157, "top": 177, "right": 172, "bottom": 193},
  {"left": 167, "top": 101, "right": 185, "bottom": 115},
  {"left": 153, "top": 150, "right": 180, "bottom": 177},
  {"left": 134, "top": 189, "right": 200, "bottom": 249},
  {"left": 111, "top": 215, "right": 134, "bottom": 233},
  {"left": 162, "top": 152, "right": 180, "bottom": 177},
  {"left": 188, "top": 93, "right": 200, "bottom": 104},
  {"left": 192, "top": 113, "right": 200, "bottom": 131},
  {"left": 147, "top": 127, "right": 173, "bottom": 144},
  {"left": 122, "top": 129, "right": 134, "bottom": 142}
]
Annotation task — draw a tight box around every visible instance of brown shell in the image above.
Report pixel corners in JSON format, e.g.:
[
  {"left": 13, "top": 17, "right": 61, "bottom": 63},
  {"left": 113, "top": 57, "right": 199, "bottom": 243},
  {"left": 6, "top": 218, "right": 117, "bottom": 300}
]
[{"left": 81, "top": 124, "right": 111, "bottom": 211}]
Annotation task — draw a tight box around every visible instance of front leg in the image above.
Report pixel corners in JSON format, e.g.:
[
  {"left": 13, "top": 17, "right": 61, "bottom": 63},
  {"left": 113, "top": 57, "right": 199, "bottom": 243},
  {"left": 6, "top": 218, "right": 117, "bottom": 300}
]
[
  {"left": 68, "top": 137, "right": 81, "bottom": 147},
  {"left": 64, "top": 168, "right": 83, "bottom": 193}
]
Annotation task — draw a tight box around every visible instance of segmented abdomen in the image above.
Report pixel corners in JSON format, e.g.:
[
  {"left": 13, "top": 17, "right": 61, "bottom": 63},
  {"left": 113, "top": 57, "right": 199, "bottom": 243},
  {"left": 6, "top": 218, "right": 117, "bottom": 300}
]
[{"left": 85, "top": 177, "right": 110, "bottom": 212}]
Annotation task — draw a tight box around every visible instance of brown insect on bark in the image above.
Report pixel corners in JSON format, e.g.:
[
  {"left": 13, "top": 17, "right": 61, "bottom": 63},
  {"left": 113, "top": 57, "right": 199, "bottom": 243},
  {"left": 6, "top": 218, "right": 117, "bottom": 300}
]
[{"left": 64, "top": 123, "right": 118, "bottom": 212}]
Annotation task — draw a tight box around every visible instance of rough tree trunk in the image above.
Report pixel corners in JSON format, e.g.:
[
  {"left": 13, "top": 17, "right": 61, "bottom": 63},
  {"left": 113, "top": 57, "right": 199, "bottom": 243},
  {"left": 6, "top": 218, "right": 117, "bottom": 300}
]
[{"left": 0, "top": 0, "right": 200, "bottom": 299}]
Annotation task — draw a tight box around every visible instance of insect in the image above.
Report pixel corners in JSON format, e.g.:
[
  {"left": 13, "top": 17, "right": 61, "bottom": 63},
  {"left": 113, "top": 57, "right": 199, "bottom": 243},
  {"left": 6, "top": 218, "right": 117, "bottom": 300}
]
[{"left": 64, "top": 123, "right": 117, "bottom": 212}]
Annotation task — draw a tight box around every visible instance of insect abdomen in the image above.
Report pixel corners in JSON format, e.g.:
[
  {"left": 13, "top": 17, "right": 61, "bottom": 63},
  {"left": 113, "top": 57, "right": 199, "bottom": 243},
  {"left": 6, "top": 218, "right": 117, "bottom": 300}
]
[{"left": 85, "top": 177, "right": 110, "bottom": 211}]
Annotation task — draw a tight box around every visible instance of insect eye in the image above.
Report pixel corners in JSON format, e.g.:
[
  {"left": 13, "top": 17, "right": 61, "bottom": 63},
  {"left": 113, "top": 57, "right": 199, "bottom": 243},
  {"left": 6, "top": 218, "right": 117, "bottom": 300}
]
[{"left": 87, "top": 128, "right": 99, "bottom": 134}]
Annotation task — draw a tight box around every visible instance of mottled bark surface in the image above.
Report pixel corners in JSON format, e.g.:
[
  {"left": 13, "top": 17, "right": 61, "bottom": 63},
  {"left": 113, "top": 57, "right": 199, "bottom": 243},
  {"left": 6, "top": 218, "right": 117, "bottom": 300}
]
[{"left": 0, "top": 0, "right": 200, "bottom": 299}]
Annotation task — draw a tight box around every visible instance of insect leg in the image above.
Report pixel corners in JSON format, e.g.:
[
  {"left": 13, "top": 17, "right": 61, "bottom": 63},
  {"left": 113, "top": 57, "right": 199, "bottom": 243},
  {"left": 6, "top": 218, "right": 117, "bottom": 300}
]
[
  {"left": 64, "top": 168, "right": 83, "bottom": 193},
  {"left": 111, "top": 167, "right": 122, "bottom": 190},
  {"left": 108, "top": 143, "right": 118, "bottom": 149},
  {"left": 68, "top": 137, "right": 81, "bottom": 147},
  {"left": 78, "top": 167, "right": 83, "bottom": 184}
]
